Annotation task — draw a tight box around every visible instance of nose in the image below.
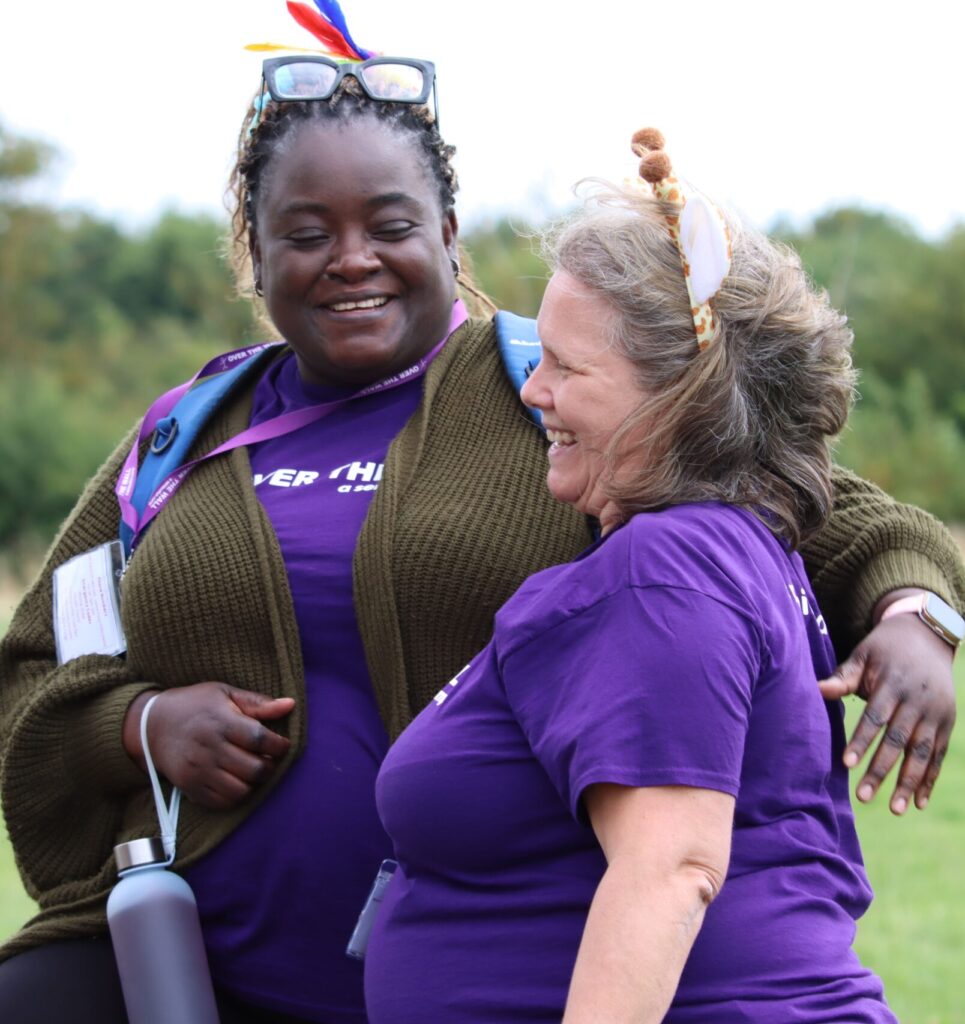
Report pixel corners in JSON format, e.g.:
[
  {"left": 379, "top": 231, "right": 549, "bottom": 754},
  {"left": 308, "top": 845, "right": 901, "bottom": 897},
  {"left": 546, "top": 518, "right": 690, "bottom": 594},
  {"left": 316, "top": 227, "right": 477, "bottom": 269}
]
[
  {"left": 520, "top": 356, "right": 549, "bottom": 413},
  {"left": 325, "top": 231, "right": 381, "bottom": 282}
]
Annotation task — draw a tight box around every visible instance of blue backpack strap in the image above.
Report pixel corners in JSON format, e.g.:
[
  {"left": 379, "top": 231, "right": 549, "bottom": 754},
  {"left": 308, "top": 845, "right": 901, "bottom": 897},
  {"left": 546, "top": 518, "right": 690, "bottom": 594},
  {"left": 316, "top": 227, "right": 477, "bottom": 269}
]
[
  {"left": 119, "top": 345, "right": 281, "bottom": 556},
  {"left": 494, "top": 310, "right": 543, "bottom": 429},
  {"left": 494, "top": 311, "right": 600, "bottom": 540}
]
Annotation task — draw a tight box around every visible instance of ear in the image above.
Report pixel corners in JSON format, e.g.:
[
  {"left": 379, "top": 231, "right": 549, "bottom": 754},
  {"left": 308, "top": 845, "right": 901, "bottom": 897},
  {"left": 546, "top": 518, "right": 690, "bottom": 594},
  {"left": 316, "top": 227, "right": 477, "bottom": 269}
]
[
  {"left": 250, "top": 228, "right": 263, "bottom": 294},
  {"left": 443, "top": 208, "right": 458, "bottom": 257}
]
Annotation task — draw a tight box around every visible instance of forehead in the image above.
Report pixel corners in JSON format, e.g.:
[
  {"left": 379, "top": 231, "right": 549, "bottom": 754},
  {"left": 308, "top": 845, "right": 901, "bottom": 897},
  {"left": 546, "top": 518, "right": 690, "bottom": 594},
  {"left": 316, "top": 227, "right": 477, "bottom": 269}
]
[
  {"left": 259, "top": 116, "right": 439, "bottom": 214},
  {"left": 537, "top": 272, "right": 617, "bottom": 358}
]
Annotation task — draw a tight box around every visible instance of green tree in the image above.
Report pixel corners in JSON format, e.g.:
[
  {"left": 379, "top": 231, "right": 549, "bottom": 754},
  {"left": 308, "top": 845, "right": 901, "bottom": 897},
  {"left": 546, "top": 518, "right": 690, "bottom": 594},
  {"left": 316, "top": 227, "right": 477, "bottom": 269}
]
[
  {"left": 463, "top": 217, "right": 548, "bottom": 317},
  {"left": 778, "top": 209, "right": 965, "bottom": 429},
  {"left": 0, "top": 123, "right": 258, "bottom": 547},
  {"left": 1, "top": 116, "right": 962, "bottom": 548},
  {"left": 0, "top": 123, "right": 56, "bottom": 191},
  {"left": 835, "top": 371, "right": 965, "bottom": 524}
]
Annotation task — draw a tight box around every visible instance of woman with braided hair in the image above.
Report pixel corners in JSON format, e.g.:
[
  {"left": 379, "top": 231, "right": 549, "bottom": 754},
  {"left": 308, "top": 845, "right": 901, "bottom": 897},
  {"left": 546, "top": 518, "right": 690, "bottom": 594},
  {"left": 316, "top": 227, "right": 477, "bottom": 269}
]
[
  {"left": 0, "top": 5, "right": 962, "bottom": 1022},
  {"left": 364, "top": 129, "right": 908, "bottom": 1023}
]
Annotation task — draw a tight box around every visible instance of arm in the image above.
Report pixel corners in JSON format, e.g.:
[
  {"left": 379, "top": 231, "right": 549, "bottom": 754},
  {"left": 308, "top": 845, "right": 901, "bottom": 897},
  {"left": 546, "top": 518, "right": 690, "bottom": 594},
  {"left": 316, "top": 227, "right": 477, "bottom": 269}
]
[
  {"left": 564, "top": 784, "right": 733, "bottom": 1024},
  {"left": 0, "top": 427, "right": 293, "bottom": 905},
  {"left": 803, "top": 465, "right": 964, "bottom": 651},
  {"left": 0, "top": 427, "right": 158, "bottom": 896},
  {"left": 803, "top": 465, "right": 964, "bottom": 810}
]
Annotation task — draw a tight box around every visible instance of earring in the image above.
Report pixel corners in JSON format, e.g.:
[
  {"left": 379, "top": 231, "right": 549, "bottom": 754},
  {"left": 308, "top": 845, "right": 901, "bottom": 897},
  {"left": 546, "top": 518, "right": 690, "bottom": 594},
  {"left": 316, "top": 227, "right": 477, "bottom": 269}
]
[{"left": 450, "top": 256, "right": 460, "bottom": 277}]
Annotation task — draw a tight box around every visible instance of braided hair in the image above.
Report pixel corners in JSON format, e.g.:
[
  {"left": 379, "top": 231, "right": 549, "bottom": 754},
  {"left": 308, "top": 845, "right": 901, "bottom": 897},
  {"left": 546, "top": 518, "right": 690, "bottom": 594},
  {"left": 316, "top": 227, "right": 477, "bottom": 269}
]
[{"left": 226, "top": 80, "right": 494, "bottom": 315}]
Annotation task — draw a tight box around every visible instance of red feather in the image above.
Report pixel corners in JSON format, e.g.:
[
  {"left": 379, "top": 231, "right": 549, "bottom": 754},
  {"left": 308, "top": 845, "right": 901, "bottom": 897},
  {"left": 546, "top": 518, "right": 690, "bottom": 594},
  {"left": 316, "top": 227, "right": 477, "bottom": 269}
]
[{"left": 286, "top": 1, "right": 359, "bottom": 58}]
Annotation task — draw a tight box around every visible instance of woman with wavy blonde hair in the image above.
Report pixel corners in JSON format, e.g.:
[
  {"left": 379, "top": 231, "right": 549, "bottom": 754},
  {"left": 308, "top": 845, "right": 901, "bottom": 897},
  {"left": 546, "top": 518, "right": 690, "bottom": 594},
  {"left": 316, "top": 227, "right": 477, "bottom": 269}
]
[{"left": 364, "top": 131, "right": 901, "bottom": 1023}]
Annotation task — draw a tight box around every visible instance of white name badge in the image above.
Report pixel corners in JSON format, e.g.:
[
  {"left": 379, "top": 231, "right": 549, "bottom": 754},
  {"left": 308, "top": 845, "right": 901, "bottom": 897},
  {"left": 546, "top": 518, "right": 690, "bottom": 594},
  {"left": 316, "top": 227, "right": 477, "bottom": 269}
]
[{"left": 52, "top": 541, "right": 127, "bottom": 664}]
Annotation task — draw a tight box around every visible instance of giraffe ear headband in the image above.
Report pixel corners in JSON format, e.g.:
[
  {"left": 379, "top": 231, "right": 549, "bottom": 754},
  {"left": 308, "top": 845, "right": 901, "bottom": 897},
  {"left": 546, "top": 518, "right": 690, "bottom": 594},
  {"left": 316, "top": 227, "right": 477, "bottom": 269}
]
[{"left": 631, "top": 128, "right": 732, "bottom": 352}]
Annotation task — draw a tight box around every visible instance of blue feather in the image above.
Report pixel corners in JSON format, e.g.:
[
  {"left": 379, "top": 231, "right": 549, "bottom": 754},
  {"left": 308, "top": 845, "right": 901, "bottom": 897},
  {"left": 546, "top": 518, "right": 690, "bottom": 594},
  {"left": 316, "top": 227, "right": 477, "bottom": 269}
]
[{"left": 311, "top": 0, "right": 374, "bottom": 58}]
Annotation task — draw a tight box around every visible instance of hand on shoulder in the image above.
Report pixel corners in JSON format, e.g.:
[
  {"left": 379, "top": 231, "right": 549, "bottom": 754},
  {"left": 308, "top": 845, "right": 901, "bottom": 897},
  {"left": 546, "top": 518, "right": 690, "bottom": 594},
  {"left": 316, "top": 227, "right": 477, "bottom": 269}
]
[{"left": 818, "top": 589, "right": 958, "bottom": 814}]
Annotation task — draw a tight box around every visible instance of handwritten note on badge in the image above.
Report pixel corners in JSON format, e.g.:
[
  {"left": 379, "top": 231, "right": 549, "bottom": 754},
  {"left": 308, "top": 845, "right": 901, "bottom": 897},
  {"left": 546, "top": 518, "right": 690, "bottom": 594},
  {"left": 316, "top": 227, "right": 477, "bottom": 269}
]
[{"left": 52, "top": 541, "right": 127, "bottom": 664}]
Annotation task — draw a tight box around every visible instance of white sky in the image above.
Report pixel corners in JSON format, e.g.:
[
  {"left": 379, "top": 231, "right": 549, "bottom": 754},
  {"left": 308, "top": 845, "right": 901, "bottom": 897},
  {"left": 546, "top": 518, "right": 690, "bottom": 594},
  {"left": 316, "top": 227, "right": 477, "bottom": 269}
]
[{"left": 2, "top": 0, "right": 962, "bottom": 236}]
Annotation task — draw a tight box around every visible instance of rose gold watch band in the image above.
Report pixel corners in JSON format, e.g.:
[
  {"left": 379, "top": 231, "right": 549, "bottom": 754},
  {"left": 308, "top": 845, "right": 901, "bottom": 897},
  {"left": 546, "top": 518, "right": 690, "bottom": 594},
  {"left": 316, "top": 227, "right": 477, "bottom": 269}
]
[
  {"left": 879, "top": 594, "right": 929, "bottom": 621},
  {"left": 880, "top": 592, "right": 963, "bottom": 651}
]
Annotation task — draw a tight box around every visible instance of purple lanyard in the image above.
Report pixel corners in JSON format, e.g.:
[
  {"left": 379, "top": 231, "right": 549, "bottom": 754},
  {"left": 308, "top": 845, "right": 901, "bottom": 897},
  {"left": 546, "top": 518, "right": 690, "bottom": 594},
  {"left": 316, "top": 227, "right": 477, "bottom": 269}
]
[{"left": 116, "top": 301, "right": 468, "bottom": 551}]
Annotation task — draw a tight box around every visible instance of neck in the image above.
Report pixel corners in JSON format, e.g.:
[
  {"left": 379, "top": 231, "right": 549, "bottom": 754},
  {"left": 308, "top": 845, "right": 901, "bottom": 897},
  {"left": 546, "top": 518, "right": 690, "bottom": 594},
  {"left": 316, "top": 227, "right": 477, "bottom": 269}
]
[{"left": 597, "top": 501, "right": 624, "bottom": 536}]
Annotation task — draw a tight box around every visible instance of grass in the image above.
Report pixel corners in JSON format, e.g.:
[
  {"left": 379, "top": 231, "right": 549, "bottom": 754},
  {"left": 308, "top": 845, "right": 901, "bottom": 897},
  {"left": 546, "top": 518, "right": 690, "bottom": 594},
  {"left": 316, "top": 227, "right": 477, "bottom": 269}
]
[{"left": 0, "top": 636, "right": 962, "bottom": 1020}]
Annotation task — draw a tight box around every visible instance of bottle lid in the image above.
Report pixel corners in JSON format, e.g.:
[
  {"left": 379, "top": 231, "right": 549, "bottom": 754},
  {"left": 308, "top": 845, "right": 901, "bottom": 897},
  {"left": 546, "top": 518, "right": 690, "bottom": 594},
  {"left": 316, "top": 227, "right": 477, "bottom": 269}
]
[{"left": 114, "top": 837, "right": 167, "bottom": 874}]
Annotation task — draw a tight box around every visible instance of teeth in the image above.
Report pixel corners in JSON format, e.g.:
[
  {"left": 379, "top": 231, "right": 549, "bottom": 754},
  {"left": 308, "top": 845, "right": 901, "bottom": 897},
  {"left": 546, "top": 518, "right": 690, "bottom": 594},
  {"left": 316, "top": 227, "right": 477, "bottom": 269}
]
[
  {"left": 546, "top": 429, "right": 576, "bottom": 445},
  {"left": 329, "top": 296, "right": 389, "bottom": 312}
]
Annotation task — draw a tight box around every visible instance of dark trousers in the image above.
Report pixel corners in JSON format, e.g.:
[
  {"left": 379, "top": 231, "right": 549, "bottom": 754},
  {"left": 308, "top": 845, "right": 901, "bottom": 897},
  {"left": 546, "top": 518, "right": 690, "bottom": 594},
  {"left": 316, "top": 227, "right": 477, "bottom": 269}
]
[{"left": 0, "top": 938, "right": 316, "bottom": 1023}]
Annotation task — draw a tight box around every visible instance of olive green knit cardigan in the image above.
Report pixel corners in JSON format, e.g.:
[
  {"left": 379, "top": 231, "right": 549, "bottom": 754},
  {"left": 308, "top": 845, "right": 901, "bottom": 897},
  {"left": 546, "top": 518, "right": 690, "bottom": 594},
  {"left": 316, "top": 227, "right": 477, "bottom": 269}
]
[{"left": 1, "top": 317, "right": 963, "bottom": 959}]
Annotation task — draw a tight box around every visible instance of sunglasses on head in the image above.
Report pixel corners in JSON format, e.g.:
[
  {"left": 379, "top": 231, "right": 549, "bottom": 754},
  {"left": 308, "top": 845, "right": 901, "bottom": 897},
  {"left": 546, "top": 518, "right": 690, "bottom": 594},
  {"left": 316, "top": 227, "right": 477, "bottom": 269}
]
[{"left": 260, "top": 55, "right": 439, "bottom": 127}]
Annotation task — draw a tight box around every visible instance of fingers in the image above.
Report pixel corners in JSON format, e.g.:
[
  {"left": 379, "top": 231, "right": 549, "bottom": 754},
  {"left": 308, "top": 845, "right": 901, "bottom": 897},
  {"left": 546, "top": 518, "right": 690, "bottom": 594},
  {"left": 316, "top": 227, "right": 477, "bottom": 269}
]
[
  {"left": 841, "top": 687, "right": 890, "bottom": 771},
  {"left": 143, "top": 682, "right": 294, "bottom": 809},
  {"left": 848, "top": 693, "right": 955, "bottom": 815},
  {"left": 228, "top": 687, "right": 296, "bottom": 722},
  {"left": 178, "top": 750, "right": 280, "bottom": 810},
  {"left": 190, "top": 745, "right": 282, "bottom": 811},
  {"left": 863, "top": 718, "right": 953, "bottom": 816},
  {"left": 817, "top": 651, "right": 867, "bottom": 701},
  {"left": 833, "top": 615, "right": 956, "bottom": 814},
  {"left": 222, "top": 705, "right": 292, "bottom": 760},
  {"left": 853, "top": 703, "right": 924, "bottom": 811},
  {"left": 197, "top": 768, "right": 256, "bottom": 811},
  {"left": 913, "top": 720, "right": 952, "bottom": 811},
  {"left": 883, "top": 724, "right": 937, "bottom": 815}
]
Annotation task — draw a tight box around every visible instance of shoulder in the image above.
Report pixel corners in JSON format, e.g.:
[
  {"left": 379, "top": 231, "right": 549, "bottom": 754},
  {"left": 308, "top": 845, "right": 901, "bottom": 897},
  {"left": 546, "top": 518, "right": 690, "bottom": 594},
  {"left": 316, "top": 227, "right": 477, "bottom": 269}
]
[
  {"left": 620, "top": 503, "right": 791, "bottom": 588},
  {"left": 621, "top": 504, "right": 807, "bottom": 625},
  {"left": 428, "top": 316, "right": 497, "bottom": 371},
  {"left": 421, "top": 315, "right": 545, "bottom": 457},
  {"left": 187, "top": 344, "right": 289, "bottom": 448},
  {"left": 496, "top": 503, "right": 796, "bottom": 656},
  {"left": 421, "top": 317, "right": 503, "bottom": 411}
]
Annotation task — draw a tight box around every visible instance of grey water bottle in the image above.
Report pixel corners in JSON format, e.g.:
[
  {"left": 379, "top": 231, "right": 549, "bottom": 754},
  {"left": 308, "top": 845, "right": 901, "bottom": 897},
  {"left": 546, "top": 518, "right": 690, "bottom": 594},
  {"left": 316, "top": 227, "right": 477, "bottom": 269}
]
[{"left": 107, "top": 837, "right": 220, "bottom": 1024}]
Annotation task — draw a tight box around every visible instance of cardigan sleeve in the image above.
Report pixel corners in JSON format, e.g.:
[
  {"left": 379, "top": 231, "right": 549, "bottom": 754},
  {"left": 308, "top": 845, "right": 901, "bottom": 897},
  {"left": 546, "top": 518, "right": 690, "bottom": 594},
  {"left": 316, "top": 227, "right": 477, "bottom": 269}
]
[
  {"left": 801, "top": 464, "right": 965, "bottom": 659},
  {"left": 0, "top": 425, "right": 158, "bottom": 901}
]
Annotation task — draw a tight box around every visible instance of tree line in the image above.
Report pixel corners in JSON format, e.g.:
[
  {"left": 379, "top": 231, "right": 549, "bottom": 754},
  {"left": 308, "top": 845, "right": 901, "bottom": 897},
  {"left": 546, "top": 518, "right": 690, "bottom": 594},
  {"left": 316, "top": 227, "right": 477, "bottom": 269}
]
[{"left": 1, "top": 123, "right": 962, "bottom": 555}]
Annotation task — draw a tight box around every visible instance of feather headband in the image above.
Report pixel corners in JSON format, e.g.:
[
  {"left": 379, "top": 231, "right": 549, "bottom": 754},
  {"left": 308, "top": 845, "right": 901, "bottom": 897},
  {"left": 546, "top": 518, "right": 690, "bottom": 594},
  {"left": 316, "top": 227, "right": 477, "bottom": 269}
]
[
  {"left": 631, "top": 128, "right": 731, "bottom": 352},
  {"left": 247, "top": 0, "right": 375, "bottom": 60}
]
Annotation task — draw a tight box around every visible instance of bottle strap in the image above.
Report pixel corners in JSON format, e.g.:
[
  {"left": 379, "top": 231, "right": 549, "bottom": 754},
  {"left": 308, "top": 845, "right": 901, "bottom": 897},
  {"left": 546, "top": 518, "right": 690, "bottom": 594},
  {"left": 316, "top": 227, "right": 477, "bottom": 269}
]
[{"left": 139, "top": 694, "right": 181, "bottom": 865}]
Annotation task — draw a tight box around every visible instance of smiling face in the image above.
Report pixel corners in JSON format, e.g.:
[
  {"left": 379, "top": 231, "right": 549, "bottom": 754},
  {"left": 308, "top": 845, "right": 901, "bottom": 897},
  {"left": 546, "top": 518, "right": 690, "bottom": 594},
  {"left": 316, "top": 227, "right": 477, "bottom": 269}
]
[
  {"left": 250, "top": 116, "right": 458, "bottom": 388},
  {"left": 521, "top": 271, "right": 650, "bottom": 531}
]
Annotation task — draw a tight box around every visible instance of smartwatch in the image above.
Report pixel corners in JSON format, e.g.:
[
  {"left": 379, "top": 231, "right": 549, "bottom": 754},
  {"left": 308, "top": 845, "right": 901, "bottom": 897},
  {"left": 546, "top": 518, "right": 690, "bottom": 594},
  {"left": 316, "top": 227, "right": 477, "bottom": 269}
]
[{"left": 880, "top": 591, "right": 965, "bottom": 652}]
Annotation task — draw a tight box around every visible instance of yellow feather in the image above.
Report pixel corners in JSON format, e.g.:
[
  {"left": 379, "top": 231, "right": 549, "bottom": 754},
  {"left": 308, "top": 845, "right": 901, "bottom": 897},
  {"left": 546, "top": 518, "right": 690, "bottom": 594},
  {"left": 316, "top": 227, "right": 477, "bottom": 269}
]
[{"left": 244, "top": 42, "right": 329, "bottom": 53}]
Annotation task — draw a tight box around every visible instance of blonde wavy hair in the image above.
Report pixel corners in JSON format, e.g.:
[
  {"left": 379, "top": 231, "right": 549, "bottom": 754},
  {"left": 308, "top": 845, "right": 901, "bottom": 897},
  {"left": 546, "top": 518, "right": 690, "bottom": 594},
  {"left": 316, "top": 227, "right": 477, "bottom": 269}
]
[{"left": 542, "top": 183, "right": 856, "bottom": 548}]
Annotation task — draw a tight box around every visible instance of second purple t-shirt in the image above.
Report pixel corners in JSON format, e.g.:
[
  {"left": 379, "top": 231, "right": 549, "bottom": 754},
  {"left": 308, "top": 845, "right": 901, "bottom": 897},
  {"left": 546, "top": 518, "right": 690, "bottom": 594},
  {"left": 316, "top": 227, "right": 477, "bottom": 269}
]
[{"left": 366, "top": 503, "right": 896, "bottom": 1023}]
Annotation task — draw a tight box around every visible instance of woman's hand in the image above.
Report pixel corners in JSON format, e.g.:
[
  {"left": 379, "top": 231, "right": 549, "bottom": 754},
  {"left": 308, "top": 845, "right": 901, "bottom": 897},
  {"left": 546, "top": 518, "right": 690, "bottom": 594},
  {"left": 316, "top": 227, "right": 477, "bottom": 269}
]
[
  {"left": 122, "top": 683, "right": 295, "bottom": 810},
  {"left": 818, "top": 591, "right": 956, "bottom": 815}
]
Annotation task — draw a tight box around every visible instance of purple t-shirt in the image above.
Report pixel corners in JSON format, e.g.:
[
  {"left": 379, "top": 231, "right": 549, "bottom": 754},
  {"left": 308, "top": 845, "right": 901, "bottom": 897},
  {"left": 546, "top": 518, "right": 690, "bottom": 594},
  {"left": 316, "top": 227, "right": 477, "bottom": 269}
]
[
  {"left": 366, "top": 503, "right": 896, "bottom": 1023},
  {"left": 184, "top": 352, "right": 424, "bottom": 1022}
]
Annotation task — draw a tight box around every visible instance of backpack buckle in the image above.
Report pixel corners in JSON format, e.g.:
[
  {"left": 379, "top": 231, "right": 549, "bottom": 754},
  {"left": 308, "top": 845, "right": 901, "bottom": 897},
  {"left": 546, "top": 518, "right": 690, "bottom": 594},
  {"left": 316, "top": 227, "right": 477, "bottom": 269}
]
[{"left": 150, "top": 416, "right": 179, "bottom": 454}]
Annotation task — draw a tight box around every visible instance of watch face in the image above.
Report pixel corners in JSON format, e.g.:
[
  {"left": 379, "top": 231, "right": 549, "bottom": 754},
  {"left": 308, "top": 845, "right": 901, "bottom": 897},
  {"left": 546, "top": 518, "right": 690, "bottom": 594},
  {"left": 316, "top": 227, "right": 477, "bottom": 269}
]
[{"left": 923, "top": 593, "right": 965, "bottom": 643}]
